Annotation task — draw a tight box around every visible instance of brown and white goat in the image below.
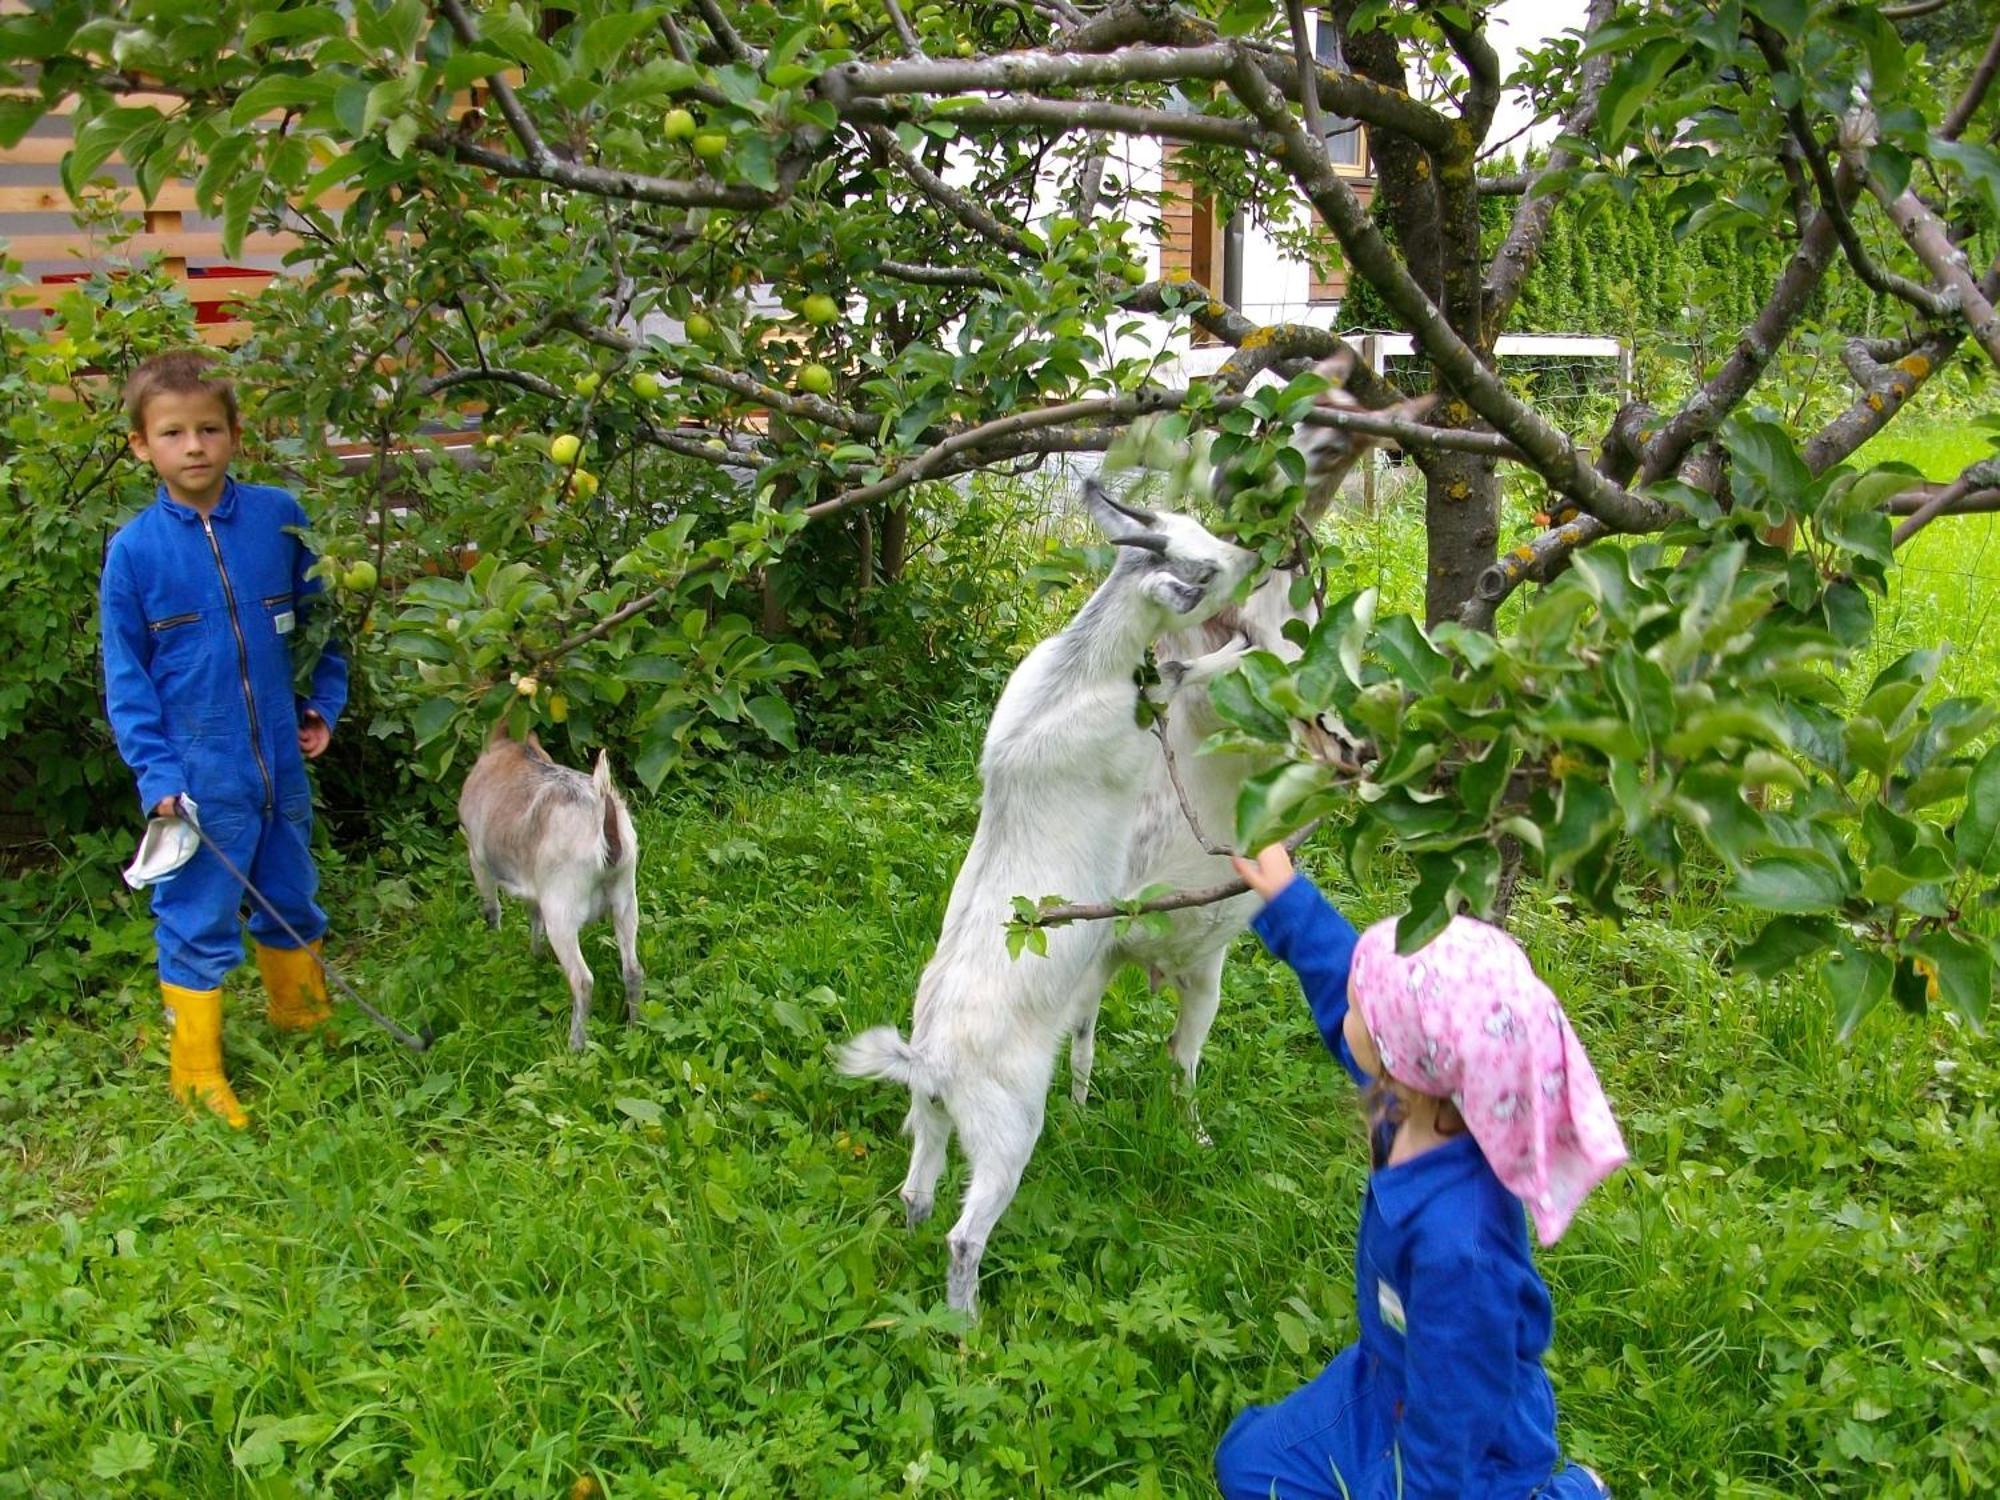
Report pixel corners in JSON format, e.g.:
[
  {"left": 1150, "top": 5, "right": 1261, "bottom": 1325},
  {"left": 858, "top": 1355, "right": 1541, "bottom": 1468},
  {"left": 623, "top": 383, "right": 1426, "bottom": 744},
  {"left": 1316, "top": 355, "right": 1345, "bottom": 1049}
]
[{"left": 458, "top": 725, "right": 642, "bottom": 1050}]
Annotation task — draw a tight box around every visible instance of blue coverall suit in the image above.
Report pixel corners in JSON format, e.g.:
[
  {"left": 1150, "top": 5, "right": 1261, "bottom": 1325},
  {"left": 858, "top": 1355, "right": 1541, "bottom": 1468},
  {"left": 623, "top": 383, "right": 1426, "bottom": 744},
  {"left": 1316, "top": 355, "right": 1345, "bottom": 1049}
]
[
  {"left": 1214, "top": 877, "right": 1609, "bottom": 1500},
  {"left": 100, "top": 477, "right": 348, "bottom": 990}
]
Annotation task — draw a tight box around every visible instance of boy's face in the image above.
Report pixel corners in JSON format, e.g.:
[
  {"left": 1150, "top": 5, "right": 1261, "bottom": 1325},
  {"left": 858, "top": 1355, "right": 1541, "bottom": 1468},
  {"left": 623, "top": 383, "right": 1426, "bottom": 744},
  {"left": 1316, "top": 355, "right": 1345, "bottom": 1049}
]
[{"left": 129, "top": 389, "right": 238, "bottom": 510}]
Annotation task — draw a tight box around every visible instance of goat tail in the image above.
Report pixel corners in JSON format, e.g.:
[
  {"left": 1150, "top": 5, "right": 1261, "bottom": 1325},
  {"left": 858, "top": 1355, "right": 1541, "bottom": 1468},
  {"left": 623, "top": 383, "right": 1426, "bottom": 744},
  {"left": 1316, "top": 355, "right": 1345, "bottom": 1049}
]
[
  {"left": 837, "top": 1026, "right": 930, "bottom": 1093},
  {"left": 593, "top": 751, "right": 626, "bottom": 867}
]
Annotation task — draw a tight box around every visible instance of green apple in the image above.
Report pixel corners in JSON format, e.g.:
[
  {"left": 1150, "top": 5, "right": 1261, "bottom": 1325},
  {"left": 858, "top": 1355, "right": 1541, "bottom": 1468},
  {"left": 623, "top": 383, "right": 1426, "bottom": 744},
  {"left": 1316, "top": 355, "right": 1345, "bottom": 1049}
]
[
  {"left": 549, "top": 433, "right": 582, "bottom": 466},
  {"left": 340, "top": 559, "right": 378, "bottom": 592},
  {"left": 566, "top": 469, "right": 600, "bottom": 501},
  {"left": 632, "top": 370, "right": 662, "bottom": 399},
  {"left": 515, "top": 674, "right": 539, "bottom": 697},
  {"left": 1120, "top": 259, "right": 1149, "bottom": 286},
  {"left": 663, "top": 107, "right": 697, "bottom": 142},
  {"left": 574, "top": 371, "right": 600, "bottom": 396},
  {"left": 693, "top": 131, "right": 727, "bottom": 161},
  {"left": 802, "top": 293, "right": 840, "bottom": 325},
  {"left": 798, "top": 362, "right": 834, "bottom": 396},
  {"left": 684, "top": 311, "right": 714, "bottom": 341}
]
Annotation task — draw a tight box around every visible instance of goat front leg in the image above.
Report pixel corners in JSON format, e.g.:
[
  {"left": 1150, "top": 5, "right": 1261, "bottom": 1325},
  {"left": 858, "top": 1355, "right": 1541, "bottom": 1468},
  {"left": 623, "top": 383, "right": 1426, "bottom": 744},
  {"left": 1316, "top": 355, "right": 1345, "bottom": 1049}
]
[
  {"left": 544, "top": 916, "right": 595, "bottom": 1052},
  {"left": 1157, "top": 633, "right": 1250, "bottom": 700},
  {"left": 1163, "top": 948, "right": 1229, "bottom": 1148}
]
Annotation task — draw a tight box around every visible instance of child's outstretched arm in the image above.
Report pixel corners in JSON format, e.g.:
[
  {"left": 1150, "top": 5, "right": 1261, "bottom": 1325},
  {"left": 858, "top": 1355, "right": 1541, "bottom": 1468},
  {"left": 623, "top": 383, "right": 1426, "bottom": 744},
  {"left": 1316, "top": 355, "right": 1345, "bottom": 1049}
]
[
  {"left": 99, "top": 546, "right": 186, "bottom": 817},
  {"left": 1233, "top": 846, "right": 1367, "bottom": 1086}
]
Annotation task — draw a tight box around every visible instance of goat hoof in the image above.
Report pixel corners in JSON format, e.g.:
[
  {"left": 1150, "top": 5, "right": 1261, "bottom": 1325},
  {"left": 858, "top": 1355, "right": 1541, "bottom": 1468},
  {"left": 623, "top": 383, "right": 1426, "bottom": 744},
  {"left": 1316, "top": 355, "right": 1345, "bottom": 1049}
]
[{"left": 903, "top": 1195, "right": 934, "bottom": 1229}]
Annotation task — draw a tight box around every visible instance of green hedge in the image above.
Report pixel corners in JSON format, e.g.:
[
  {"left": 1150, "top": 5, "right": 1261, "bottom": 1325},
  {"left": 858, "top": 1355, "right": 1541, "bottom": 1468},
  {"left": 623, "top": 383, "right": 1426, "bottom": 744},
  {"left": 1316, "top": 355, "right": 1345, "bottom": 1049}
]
[{"left": 1339, "top": 177, "right": 1860, "bottom": 342}]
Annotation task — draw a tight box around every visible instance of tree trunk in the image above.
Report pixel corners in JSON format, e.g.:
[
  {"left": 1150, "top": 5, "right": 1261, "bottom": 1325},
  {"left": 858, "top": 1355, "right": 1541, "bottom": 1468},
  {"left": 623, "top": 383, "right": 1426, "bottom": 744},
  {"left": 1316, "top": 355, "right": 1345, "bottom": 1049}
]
[
  {"left": 881, "top": 502, "right": 910, "bottom": 582},
  {"left": 1421, "top": 451, "right": 1500, "bottom": 628}
]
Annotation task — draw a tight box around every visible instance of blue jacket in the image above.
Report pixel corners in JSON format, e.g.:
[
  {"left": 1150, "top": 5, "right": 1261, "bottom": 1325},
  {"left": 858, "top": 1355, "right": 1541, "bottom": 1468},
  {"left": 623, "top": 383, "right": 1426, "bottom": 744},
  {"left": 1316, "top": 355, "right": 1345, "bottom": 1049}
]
[
  {"left": 1251, "top": 877, "right": 1565, "bottom": 1500},
  {"left": 100, "top": 477, "right": 347, "bottom": 818}
]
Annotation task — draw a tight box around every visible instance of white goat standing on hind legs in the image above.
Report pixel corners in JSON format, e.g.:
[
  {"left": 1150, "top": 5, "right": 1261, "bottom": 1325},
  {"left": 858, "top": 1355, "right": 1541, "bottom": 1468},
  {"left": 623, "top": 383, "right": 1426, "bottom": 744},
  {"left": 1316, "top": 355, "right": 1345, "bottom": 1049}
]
[{"left": 840, "top": 354, "right": 1431, "bottom": 1313}]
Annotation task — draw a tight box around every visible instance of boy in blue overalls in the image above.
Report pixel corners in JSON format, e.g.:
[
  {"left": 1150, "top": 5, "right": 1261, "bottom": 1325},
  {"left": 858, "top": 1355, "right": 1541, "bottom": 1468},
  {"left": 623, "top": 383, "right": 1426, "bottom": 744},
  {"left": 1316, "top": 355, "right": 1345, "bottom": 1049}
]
[{"left": 100, "top": 350, "right": 348, "bottom": 1127}]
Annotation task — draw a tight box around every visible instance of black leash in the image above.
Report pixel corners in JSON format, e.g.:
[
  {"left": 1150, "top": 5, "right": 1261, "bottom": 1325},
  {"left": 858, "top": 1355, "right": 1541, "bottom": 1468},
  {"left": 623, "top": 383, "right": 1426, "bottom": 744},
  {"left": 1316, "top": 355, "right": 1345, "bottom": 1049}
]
[{"left": 186, "top": 816, "right": 435, "bottom": 1053}]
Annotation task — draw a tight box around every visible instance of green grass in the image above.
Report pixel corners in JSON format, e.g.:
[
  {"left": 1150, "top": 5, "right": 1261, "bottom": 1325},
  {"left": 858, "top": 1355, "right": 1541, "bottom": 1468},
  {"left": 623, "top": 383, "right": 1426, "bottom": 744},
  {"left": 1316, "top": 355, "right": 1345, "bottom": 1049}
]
[{"left": 4, "top": 450, "right": 2000, "bottom": 1498}]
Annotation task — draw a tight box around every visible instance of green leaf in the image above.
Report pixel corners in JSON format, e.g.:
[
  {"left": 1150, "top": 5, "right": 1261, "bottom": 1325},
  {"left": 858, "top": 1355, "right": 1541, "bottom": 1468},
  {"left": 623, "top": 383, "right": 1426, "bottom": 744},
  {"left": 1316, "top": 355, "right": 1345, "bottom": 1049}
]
[
  {"left": 410, "top": 695, "right": 458, "bottom": 747},
  {"left": 702, "top": 1178, "right": 740, "bottom": 1222},
  {"left": 1607, "top": 647, "right": 1675, "bottom": 753},
  {"left": 578, "top": 11, "right": 659, "bottom": 74},
  {"left": 1235, "top": 760, "right": 1332, "bottom": 851},
  {"left": 244, "top": 6, "right": 348, "bottom": 47},
  {"left": 1733, "top": 916, "right": 1835, "bottom": 978},
  {"left": 64, "top": 106, "right": 163, "bottom": 198},
  {"left": 1372, "top": 612, "right": 1446, "bottom": 691},
  {"left": 88, "top": 1433, "right": 156, "bottom": 1479},
  {"left": 1298, "top": 587, "right": 1376, "bottom": 703},
  {"left": 614, "top": 1095, "right": 663, "bottom": 1126},
  {"left": 1210, "top": 663, "right": 1290, "bottom": 743},
  {"left": 1395, "top": 853, "right": 1457, "bottom": 953},
  {"left": 1546, "top": 776, "right": 1617, "bottom": 879},
  {"left": 1953, "top": 740, "right": 2000, "bottom": 875},
  {"left": 1905, "top": 930, "right": 1991, "bottom": 1032},
  {"left": 1724, "top": 419, "right": 1811, "bottom": 522},
  {"left": 744, "top": 693, "right": 798, "bottom": 751},
  {"left": 1598, "top": 36, "right": 1686, "bottom": 147},
  {"left": 1823, "top": 943, "right": 1892, "bottom": 1041},
  {"left": 1733, "top": 852, "right": 1847, "bottom": 914},
  {"left": 1457, "top": 731, "right": 1516, "bottom": 824}
]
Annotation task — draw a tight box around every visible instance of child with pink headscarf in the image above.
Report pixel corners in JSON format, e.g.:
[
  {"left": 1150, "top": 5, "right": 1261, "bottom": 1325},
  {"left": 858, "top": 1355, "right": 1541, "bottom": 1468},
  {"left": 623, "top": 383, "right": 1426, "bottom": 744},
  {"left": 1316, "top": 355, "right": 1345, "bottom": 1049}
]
[{"left": 1214, "top": 845, "right": 1627, "bottom": 1500}]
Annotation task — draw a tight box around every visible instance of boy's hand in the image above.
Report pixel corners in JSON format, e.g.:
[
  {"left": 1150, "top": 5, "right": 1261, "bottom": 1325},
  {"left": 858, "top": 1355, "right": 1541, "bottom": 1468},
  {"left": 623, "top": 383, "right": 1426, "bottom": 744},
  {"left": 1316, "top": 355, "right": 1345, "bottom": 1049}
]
[
  {"left": 153, "top": 795, "right": 181, "bottom": 818},
  {"left": 1230, "top": 844, "right": 1296, "bottom": 903},
  {"left": 299, "top": 711, "right": 330, "bottom": 760}
]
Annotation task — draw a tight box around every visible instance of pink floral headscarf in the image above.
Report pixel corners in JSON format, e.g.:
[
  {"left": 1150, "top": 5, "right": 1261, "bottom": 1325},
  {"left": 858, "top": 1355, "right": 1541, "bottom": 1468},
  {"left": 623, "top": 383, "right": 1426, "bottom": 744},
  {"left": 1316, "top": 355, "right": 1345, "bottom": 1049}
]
[{"left": 1350, "top": 915, "right": 1628, "bottom": 1245}]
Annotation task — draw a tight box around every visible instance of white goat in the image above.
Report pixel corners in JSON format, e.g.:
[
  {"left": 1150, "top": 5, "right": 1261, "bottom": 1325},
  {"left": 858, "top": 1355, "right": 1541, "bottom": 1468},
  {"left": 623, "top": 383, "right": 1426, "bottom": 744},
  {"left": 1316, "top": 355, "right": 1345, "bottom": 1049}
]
[
  {"left": 459, "top": 725, "right": 642, "bottom": 1051},
  {"left": 1093, "top": 354, "right": 1437, "bottom": 1131},
  {"left": 838, "top": 481, "right": 1261, "bottom": 1312}
]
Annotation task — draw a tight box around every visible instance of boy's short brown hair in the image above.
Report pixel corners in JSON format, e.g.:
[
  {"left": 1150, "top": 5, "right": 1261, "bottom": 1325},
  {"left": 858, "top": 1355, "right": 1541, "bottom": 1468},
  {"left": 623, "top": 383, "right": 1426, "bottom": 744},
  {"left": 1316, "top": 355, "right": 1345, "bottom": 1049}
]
[{"left": 123, "top": 349, "right": 239, "bottom": 433}]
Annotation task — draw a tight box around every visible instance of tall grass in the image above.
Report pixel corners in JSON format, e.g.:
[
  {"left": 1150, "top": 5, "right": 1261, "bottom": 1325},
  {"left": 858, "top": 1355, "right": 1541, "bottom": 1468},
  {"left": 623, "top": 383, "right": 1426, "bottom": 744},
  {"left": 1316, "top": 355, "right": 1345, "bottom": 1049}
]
[{"left": 1, "top": 440, "right": 1996, "bottom": 1498}]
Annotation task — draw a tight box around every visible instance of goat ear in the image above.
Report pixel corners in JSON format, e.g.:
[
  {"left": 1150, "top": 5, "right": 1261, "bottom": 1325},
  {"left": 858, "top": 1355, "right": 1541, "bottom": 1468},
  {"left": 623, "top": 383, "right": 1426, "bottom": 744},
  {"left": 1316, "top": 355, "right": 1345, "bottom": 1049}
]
[
  {"left": 1392, "top": 391, "right": 1441, "bottom": 425},
  {"left": 1314, "top": 347, "right": 1357, "bottom": 391}
]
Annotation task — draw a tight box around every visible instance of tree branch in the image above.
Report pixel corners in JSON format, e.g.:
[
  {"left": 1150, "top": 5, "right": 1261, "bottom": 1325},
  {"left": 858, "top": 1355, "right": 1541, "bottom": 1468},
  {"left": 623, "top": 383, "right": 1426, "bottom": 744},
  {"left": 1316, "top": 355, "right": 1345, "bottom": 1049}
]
[
  {"left": 862, "top": 124, "right": 1037, "bottom": 259},
  {"left": 1943, "top": 21, "right": 2000, "bottom": 141},
  {"left": 1638, "top": 161, "right": 1853, "bottom": 484},
  {"left": 1485, "top": 0, "right": 1616, "bottom": 331},
  {"left": 1871, "top": 178, "right": 2000, "bottom": 369},
  {"left": 837, "top": 92, "right": 1276, "bottom": 151},
  {"left": 1751, "top": 23, "right": 1955, "bottom": 317},
  {"left": 1893, "top": 459, "right": 2000, "bottom": 546},
  {"left": 415, "top": 132, "right": 795, "bottom": 210},
  {"left": 1224, "top": 47, "right": 1664, "bottom": 532},
  {"left": 435, "top": 0, "right": 558, "bottom": 172}
]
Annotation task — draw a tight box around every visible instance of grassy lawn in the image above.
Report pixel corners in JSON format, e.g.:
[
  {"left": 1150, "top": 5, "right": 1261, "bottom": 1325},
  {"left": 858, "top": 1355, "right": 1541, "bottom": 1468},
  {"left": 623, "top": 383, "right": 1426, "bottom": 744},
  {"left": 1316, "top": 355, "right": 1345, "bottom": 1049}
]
[{"left": 4, "top": 449, "right": 1998, "bottom": 1498}]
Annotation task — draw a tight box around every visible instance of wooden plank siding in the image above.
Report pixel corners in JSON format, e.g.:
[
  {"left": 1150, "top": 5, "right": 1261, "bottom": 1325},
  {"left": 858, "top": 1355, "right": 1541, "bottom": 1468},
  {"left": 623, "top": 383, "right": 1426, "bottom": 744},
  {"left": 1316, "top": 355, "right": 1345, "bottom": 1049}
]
[{"left": 1159, "top": 143, "right": 1375, "bottom": 314}]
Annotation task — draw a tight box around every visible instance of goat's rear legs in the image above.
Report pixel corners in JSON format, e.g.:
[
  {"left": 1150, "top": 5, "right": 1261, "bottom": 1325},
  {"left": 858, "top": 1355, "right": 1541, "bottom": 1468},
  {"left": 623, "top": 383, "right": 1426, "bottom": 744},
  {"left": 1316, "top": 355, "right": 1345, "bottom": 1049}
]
[
  {"left": 945, "top": 1084, "right": 1047, "bottom": 1314},
  {"left": 900, "top": 1093, "right": 951, "bottom": 1228},
  {"left": 1164, "top": 948, "right": 1228, "bottom": 1147}
]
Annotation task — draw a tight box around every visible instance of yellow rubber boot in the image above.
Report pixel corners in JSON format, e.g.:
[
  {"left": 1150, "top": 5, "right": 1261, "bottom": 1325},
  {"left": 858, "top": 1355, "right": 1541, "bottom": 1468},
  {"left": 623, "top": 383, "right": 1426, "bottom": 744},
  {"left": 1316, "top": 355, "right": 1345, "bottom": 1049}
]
[
  {"left": 257, "top": 939, "right": 333, "bottom": 1032},
  {"left": 163, "top": 983, "right": 248, "bottom": 1128}
]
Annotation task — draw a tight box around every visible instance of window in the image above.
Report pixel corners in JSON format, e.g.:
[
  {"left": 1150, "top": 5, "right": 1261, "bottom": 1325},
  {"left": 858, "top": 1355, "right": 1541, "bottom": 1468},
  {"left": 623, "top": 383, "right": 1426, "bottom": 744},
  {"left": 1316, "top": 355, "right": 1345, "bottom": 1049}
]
[{"left": 1314, "top": 16, "right": 1368, "bottom": 171}]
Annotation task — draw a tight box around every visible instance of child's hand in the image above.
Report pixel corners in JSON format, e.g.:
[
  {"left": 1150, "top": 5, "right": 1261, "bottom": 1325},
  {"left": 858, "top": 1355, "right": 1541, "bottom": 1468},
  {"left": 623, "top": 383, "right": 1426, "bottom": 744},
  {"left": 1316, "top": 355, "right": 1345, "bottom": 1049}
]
[
  {"left": 1230, "top": 844, "right": 1295, "bottom": 902},
  {"left": 153, "top": 795, "right": 181, "bottom": 818},
  {"left": 299, "top": 711, "right": 330, "bottom": 760}
]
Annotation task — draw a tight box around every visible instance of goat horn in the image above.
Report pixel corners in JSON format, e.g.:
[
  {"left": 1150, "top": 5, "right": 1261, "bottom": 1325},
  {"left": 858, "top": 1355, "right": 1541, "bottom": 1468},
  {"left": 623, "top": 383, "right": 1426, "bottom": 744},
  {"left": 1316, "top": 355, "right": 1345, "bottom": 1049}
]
[
  {"left": 1111, "top": 532, "right": 1170, "bottom": 554},
  {"left": 1084, "top": 474, "right": 1160, "bottom": 527}
]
